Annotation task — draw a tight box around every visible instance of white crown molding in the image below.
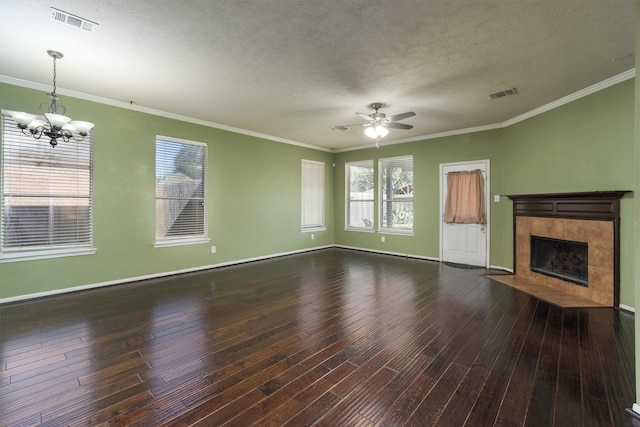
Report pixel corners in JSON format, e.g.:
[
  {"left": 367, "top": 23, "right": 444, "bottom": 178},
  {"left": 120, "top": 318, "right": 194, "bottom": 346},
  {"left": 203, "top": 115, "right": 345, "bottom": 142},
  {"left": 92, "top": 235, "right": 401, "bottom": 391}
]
[
  {"left": 335, "top": 68, "right": 636, "bottom": 153},
  {"left": 0, "top": 75, "right": 332, "bottom": 153},
  {"left": 332, "top": 123, "right": 503, "bottom": 153},
  {"left": 502, "top": 68, "right": 636, "bottom": 127},
  {"left": 2, "top": 68, "right": 634, "bottom": 154}
]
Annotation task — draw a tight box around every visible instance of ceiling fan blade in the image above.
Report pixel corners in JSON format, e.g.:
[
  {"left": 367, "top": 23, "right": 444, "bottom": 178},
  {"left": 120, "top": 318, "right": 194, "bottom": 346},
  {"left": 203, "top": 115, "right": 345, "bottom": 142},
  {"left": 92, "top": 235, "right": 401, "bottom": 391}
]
[
  {"left": 387, "top": 111, "right": 416, "bottom": 122},
  {"left": 356, "top": 112, "right": 373, "bottom": 122},
  {"left": 345, "top": 123, "right": 371, "bottom": 128},
  {"left": 384, "top": 122, "right": 413, "bottom": 130},
  {"left": 333, "top": 123, "right": 370, "bottom": 131}
]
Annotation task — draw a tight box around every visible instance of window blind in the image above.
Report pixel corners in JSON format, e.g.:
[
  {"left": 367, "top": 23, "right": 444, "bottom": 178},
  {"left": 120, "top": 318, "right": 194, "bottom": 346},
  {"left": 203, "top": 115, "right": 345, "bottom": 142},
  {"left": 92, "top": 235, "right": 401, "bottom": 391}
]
[
  {"left": 1, "top": 115, "right": 93, "bottom": 253},
  {"left": 301, "top": 160, "right": 324, "bottom": 230},
  {"left": 379, "top": 155, "right": 413, "bottom": 232},
  {"left": 346, "top": 160, "right": 374, "bottom": 229},
  {"left": 155, "top": 137, "right": 207, "bottom": 242}
]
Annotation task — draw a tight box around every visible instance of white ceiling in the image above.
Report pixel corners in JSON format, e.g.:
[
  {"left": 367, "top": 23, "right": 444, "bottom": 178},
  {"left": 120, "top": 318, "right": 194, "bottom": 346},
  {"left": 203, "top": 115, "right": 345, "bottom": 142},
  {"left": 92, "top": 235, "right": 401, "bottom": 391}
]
[{"left": 0, "top": 0, "right": 635, "bottom": 151}]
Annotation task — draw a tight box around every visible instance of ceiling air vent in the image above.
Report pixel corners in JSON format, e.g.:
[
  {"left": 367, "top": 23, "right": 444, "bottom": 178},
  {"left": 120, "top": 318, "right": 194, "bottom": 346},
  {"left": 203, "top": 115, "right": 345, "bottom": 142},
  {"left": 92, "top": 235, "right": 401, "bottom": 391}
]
[
  {"left": 488, "top": 88, "right": 518, "bottom": 100},
  {"left": 50, "top": 7, "right": 98, "bottom": 33}
]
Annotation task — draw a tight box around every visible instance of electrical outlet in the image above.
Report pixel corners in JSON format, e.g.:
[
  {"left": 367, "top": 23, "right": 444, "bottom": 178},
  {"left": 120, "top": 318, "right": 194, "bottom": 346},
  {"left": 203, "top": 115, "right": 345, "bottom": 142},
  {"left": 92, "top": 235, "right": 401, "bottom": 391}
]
[
  {"left": 211, "top": 245, "right": 217, "bottom": 253},
  {"left": 311, "top": 234, "right": 315, "bottom": 240},
  {"left": 381, "top": 236, "right": 385, "bottom": 243},
  {"left": 494, "top": 195, "right": 500, "bottom": 203}
]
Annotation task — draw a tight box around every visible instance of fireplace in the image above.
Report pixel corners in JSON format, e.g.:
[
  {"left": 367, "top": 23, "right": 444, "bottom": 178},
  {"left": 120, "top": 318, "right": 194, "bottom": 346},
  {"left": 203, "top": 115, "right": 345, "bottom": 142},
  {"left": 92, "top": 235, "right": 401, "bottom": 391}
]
[
  {"left": 530, "top": 236, "right": 588, "bottom": 287},
  {"left": 507, "top": 191, "right": 627, "bottom": 307}
]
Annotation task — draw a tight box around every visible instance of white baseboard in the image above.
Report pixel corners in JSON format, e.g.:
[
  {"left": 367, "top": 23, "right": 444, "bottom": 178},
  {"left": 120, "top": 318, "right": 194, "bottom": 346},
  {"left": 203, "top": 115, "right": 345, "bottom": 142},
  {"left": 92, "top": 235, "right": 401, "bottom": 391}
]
[
  {"left": 336, "top": 246, "right": 518, "bottom": 273},
  {"left": 0, "top": 245, "right": 333, "bottom": 304},
  {"left": 489, "top": 265, "right": 513, "bottom": 273},
  {"left": 619, "top": 303, "right": 635, "bottom": 313},
  {"left": 632, "top": 403, "right": 640, "bottom": 416},
  {"left": 4, "top": 246, "right": 626, "bottom": 311},
  {"left": 334, "top": 245, "right": 440, "bottom": 262}
]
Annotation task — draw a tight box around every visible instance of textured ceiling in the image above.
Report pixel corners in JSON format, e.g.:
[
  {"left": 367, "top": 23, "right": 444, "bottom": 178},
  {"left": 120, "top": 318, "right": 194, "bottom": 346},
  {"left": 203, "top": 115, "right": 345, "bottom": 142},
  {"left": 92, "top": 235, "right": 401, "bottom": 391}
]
[{"left": 0, "top": 0, "right": 635, "bottom": 151}]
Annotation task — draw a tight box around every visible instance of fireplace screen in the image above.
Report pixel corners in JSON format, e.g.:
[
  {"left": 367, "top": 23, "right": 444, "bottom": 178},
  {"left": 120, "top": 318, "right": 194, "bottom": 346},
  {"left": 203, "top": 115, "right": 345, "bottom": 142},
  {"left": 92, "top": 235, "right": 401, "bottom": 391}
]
[{"left": 530, "top": 236, "right": 588, "bottom": 287}]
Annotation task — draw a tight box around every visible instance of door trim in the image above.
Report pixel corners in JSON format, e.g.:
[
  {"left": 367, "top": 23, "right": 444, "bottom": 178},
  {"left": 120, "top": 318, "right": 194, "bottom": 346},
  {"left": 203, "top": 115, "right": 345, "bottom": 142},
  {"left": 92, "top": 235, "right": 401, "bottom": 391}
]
[{"left": 439, "top": 159, "right": 490, "bottom": 267}]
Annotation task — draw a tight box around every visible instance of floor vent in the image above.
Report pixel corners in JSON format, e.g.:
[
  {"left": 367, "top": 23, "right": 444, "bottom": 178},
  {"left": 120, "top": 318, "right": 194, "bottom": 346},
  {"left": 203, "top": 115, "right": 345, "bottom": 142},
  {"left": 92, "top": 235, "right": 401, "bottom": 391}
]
[{"left": 50, "top": 7, "right": 98, "bottom": 33}]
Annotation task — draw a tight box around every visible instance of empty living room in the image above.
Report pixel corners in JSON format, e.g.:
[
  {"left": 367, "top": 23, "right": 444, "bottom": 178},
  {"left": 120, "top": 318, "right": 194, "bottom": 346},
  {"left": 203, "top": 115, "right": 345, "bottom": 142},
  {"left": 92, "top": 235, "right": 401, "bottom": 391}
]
[{"left": 1, "top": 1, "right": 639, "bottom": 426}]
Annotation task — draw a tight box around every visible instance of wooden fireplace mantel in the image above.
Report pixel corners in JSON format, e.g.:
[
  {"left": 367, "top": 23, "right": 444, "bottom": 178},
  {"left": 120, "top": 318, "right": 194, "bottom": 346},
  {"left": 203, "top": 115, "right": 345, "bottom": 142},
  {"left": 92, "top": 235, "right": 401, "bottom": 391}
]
[
  {"left": 506, "top": 191, "right": 630, "bottom": 306},
  {"left": 507, "top": 191, "right": 629, "bottom": 220}
]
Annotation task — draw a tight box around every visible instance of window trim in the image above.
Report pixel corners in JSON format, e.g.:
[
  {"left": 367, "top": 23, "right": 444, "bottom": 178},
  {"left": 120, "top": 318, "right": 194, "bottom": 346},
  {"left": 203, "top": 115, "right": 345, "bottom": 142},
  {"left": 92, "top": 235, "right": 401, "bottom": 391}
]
[
  {"left": 0, "top": 246, "right": 97, "bottom": 263},
  {"left": 154, "top": 135, "right": 209, "bottom": 247}
]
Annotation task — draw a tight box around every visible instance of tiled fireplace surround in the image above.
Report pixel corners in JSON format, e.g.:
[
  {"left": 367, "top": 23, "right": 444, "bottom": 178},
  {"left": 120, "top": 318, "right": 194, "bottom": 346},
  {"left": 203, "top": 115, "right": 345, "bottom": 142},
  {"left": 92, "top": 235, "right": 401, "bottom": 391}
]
[{"left": 508, "top": 192, "right": 627, "bottom": 307}]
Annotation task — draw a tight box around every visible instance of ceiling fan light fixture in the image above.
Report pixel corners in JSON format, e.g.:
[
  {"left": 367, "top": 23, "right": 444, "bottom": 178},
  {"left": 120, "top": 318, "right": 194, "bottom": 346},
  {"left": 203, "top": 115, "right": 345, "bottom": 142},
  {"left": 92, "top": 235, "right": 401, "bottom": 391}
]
[
  {"left": 364, "top": 126, "right": 377, "bottom": 139},
  {"left": 335, "top": 103, "right": 414, "bottom": 140},
  {"left": 364, "top": 125, "right": 389, "bottom": 139}
]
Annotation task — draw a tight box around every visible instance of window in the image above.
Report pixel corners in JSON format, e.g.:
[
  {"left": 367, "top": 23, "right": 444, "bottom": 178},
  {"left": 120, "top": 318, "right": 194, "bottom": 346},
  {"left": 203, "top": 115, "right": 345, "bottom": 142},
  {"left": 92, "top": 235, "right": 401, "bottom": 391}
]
[
  {"left": 155, "top": 136, "right": 208, "bottom": 246},
  {"left": 1, "top": 115, "right": 94, "bottom": 260},
  {"left": 379, "top": 156, "right": 413, "bottom": 233},
  {"left": 346, "top": 160, "right": 374, "bottom": 230},
  {"left": 301, "top": 159, "right": 324, "bottom": 231}
]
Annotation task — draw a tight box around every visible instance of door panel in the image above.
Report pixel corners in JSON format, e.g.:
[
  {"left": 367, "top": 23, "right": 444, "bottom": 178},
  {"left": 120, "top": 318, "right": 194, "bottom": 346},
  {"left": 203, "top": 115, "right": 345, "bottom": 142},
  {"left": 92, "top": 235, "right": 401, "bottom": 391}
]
[{"left": 440, "top": 161, "right": 489, "bottom": 267}]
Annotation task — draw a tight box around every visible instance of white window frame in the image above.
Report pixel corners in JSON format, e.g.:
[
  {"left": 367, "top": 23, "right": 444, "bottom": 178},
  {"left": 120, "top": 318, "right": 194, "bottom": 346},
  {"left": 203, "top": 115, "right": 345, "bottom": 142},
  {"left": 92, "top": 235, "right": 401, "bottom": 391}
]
[
  {"left": 345, "top": 160, "right": 375, "bottom": 232},
  {"left": 378, "top": 155, "right": 414, "bottom": 235},
  {"left": 0, "top": 113, "right": 96, "bottom": 262},
  {"left": 154, "top": 136, "right": 209, "bottom": 248},
  {"left": 301, "top": 159, "right": 325, "bottom": 232}
]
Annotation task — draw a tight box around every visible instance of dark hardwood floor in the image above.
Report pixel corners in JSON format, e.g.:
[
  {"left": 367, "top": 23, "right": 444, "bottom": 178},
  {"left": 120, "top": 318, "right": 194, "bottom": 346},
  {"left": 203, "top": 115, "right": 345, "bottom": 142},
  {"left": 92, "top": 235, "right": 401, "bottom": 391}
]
[{"left": 0, "top": 248, "right": 635, "bottom": 426}]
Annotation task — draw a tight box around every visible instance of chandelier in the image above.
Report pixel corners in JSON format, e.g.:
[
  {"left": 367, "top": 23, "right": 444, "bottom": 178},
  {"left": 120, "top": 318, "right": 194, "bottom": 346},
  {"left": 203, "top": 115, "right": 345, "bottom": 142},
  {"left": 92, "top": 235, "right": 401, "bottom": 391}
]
[{"left": 8, "top": 50, "right": 94, "bottom": 148}]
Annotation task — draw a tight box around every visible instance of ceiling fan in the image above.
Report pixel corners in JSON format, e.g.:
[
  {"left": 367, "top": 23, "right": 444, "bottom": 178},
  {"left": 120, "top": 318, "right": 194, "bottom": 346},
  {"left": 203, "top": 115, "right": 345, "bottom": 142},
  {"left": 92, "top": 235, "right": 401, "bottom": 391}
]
[{"left": 333, "top": 103, "right": 416, "bottom": 141}]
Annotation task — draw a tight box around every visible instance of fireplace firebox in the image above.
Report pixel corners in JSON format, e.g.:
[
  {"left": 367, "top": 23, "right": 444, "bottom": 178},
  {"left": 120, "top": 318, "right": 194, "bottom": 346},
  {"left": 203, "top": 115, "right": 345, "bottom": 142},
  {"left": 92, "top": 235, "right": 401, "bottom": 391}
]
[{"left": 530, "top": 236, "right": 588, "bottom": 287}]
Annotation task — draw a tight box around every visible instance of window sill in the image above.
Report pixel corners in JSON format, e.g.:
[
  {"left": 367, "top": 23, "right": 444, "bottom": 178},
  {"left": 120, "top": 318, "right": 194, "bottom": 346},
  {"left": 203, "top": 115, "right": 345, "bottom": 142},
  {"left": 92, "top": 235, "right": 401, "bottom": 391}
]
[
  {"left": 344, "top": 227, "right": 375, "bottom": 233},
  {"left": 300, "top": 227, "right": 326, "bottom": 233},
  {"left": 0, "top": 247, "right": 97, "bottom": 263},
  {"left": 378, "top": 229, "right": 415, "bottom": 236},
  {"left": 154, "top": 237, "right": 210, "bottom": 248}
]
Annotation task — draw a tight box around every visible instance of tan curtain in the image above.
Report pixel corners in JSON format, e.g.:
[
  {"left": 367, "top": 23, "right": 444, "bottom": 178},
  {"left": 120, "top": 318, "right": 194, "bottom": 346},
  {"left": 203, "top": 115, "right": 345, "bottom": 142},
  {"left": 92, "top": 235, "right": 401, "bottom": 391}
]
[{"left": 444, "top": 169, "right": 486, "bottom": 224}]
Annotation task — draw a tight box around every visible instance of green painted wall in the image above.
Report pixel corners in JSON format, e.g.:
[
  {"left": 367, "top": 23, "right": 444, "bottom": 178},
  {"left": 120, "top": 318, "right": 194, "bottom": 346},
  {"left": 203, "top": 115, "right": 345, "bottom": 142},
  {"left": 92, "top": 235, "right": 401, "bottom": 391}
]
[
  {"left": 333, "top": 129, "right": 506, "bottom": 262},
  {"left": 335, "top": 79, "right": 635, "bottom": 307},
  {"left": 502, "top": 80, "right": 635, "bottom": 306},
  {"left": 0, "top": 83, "right": 334, "bottom": 300},
  {"left": 0, "top": 77, "right": 635, "bottom": 308}
]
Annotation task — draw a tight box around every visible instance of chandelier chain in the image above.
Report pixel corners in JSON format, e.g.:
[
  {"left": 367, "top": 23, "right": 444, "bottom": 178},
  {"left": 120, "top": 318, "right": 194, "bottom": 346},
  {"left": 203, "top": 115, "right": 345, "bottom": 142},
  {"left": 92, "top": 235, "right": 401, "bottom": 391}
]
[
  {"left": 50, "top": 55, "right": 58, "bottom": 114},
  {"left": 52, "top": 55, "right": 57, "bottom": 95}
]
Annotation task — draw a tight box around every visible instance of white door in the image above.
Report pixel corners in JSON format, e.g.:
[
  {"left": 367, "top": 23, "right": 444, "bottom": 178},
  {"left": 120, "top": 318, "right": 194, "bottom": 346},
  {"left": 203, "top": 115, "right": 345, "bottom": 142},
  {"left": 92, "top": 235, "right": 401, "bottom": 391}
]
[{"left": 440, "top": 160, "right": 489, "bottom": 267}]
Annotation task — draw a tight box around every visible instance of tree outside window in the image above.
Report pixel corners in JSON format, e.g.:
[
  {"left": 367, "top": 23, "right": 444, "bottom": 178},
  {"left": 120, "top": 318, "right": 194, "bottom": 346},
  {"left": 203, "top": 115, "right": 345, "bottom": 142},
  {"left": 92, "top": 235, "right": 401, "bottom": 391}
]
[{"left": 379, "top": 156, "right": 413, "bottom": 232}]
